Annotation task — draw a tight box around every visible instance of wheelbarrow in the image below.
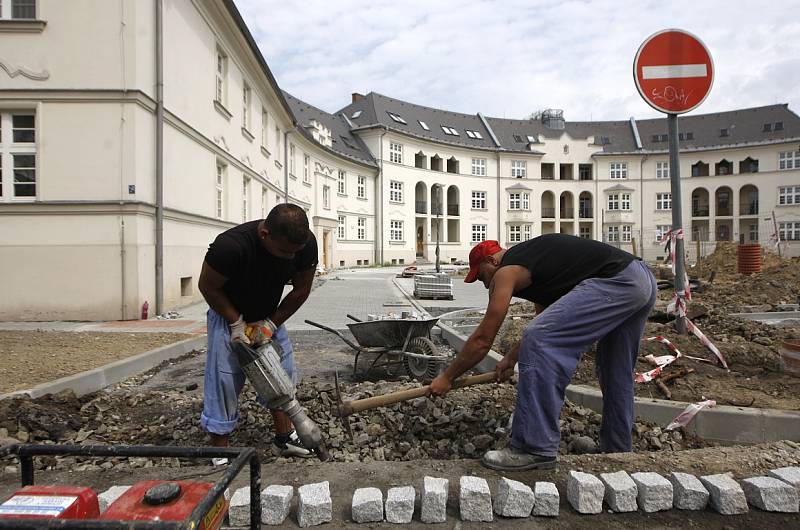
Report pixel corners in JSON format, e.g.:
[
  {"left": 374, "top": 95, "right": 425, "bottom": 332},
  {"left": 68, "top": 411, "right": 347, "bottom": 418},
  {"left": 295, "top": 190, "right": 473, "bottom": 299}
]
[{"left": 304, "top": 315, "right": 450, "bottom": 381}]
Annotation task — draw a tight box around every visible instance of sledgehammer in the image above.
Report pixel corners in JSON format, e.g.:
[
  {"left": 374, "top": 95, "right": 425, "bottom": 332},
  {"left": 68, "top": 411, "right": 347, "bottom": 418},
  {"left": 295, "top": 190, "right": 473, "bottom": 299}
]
[{"left": 333, "top": 370, "right": 512, "bottom": 441}]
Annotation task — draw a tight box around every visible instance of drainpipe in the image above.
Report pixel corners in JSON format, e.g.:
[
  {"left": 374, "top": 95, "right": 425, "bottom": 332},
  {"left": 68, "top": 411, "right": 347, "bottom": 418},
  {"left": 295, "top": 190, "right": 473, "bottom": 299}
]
[
  {"left": 283, "top": 130, "right": 291, "bottom": 203},
  {"left": 154, "top": 0, "right": 164, "bottom": 315},
  {"left": 496, "top": 152, "right": 502, "bottom": 240},
  {"left": 639, "top": 154, "right": 648, "bottom": 257},
  {"left": 376, "top": 129, "right": 386, "bottom": 265}
]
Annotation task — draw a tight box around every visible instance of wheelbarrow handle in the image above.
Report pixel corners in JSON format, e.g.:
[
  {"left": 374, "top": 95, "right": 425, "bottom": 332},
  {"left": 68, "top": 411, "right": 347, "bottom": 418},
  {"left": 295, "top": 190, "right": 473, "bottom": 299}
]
[
  {"left": 304, "top": 319, "right": 361, "bottom": 351},
  {"left": 346, "top": 314, "right": 363, "bottom": 322}
]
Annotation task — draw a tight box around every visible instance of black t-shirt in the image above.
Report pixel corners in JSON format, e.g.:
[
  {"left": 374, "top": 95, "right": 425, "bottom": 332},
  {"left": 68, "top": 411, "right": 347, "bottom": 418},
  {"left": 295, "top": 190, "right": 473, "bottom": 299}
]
[
  {"left": 500, "top": 233, "right": 637, "bottom": 307},
  {"left": 204, "top": 220, "right": 318, "bottom": 322}
]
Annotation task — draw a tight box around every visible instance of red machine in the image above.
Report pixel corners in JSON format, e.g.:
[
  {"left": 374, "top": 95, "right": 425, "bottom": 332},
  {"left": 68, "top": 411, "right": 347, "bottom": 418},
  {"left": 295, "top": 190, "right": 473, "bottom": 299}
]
[
  {"left": 101, "top": 480, "right": 227, "bottom": 530},
  {"left": 0, "top": 485, "right": 99, "bottom": 520}
]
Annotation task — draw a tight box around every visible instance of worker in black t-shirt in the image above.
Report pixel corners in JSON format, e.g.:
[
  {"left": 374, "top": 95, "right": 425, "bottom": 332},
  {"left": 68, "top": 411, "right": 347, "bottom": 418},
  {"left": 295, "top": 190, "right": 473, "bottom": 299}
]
[
  {"left": 430, "top": 234, "right": 656, "bottom": 471},
  {"left": 198, "top": 203, "right": 318, "bottom": 459}
]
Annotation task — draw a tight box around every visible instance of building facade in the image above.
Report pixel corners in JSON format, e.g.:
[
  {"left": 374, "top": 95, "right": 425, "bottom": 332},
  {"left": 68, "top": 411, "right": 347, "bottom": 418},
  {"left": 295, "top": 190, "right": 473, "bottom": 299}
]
[{"left": 1, "top": 0, "right": 798, "bottom": 320}]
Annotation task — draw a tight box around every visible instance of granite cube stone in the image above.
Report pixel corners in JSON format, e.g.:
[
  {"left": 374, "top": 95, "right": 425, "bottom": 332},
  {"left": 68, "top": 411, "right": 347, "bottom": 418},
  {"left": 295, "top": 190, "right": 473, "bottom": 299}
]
[
  {"left": 298, "top": 481, "right": 332, "bottom": 527},
  {"left": 229, "top": 486, "right": 251, "bottom": 527},
  {"left": 533, "top": 482, "right": 559, "bottom": 517},
  {"left": 669, "top": 472, "right": 709, "bottom": 510},
  {"left": 768, "top": 467, "right": 800, "bottom": 489},
  {"left": 351, "top": 487, "right": 383, "bottom": 523},
  {"left": 567, "top": 470, "right": 604, "bottom": 514},
  {"left": 421, "top": 476, "right": 448, "bottom": 523},
  {"left": 261, "top": 485, "right": 293, "bottom": 526},
  {"left": 631, "top": 472, "right": 672, "bottom": 513},
  {"left": 700, "top": 474, "right": 748, "bottom": 515},
  {"left": 386, "top": 486, "right": 415, "bottom": 523},
  {"left": 494, "top": 477, "right": 534, "bottom": 518},
  {"left": 459, "top": 476, "right": 493, "bottom": 522},
  {"left": 741, "top": 476, "right": 799, "bottom": 513},
  {"left": 600, "top": 471, "right": 638, "bottom": 512}
]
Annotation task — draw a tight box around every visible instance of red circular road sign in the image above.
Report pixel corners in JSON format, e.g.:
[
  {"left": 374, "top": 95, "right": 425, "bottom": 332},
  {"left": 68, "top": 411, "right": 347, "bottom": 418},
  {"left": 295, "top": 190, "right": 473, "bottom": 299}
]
[{"left": 634, "top": 29, "right": 714, "bottom": 114}]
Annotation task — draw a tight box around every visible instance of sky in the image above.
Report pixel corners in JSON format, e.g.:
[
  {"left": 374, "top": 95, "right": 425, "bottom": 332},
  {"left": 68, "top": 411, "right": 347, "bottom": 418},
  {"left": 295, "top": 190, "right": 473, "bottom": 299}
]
[{"left": 234, "top": 0, "right": 800, "bottom": 121}]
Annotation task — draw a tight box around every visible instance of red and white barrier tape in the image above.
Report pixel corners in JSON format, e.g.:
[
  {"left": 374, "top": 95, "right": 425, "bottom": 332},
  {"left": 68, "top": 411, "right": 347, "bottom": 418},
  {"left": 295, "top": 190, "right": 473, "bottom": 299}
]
[
  {"left": 636, "top": 336, "right": 681, "bottom": 383},
  {"left": 665, "top": 399, "right": 716, "bottom": 431}
]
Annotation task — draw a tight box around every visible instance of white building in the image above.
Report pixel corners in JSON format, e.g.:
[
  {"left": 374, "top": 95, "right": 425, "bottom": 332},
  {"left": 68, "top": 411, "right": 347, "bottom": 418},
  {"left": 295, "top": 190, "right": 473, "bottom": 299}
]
[{"left": 1, "top": 0, "right": 798, "bottom": 320}]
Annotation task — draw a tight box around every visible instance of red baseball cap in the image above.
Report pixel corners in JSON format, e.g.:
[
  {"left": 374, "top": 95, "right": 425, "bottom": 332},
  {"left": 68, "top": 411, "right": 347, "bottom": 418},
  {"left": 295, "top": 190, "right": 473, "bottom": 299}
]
[{"left": 464, "top": 240, "right": 503, "bottom": 283}]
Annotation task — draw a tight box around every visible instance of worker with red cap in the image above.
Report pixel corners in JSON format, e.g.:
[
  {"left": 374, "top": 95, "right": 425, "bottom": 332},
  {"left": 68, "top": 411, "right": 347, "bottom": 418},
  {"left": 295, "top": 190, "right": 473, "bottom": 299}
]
[{"left": 430, "top": 234, "right": 656, "bottom": 471}]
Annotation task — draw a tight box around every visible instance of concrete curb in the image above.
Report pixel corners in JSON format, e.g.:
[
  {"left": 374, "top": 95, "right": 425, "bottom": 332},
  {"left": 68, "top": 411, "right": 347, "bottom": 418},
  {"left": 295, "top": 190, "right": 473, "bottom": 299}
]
[
  {"left": 0, "top": 336, "right": 207, "bottom": 401},
  {"left": 433, "top": 306, "right": 800, "bottom": 446}
]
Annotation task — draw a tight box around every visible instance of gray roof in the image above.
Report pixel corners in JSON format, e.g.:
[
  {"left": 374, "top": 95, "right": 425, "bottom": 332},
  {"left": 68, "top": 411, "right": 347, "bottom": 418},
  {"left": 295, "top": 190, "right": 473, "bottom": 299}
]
[{"left": 283, "top": 91, "right": 377, "bottom": 167}]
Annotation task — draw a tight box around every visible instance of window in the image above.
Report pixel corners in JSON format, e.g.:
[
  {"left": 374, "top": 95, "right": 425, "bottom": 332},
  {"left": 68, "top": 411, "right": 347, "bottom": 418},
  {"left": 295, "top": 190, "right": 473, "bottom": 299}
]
[
  {"left": 338, "top": 215, "right": 346, "bottom": 239},
  {"left": 261, "top": 187, "right": 267, "bottom": 219},
  {"left": 242, "top": 176, "right": 249, "bottom": 221},
  {"left": 357, "top": 175, "right": 366, "bottom": 199},
  {"left": 465, "top": 130, "right": 483, "bottom": 139},
  {"left": 471, "top": 224, "right": 487, "bottom": 243},
  {"left": 656, "top": 161, "right": 669, "bottom": 179},
  {"left": 440, "top": 125, "right": 459, "bottom": 136},
  {"left": 215, "top": 49, "right": 227, "bottom": 104},
  {"left": 389, "top": 142, "right": 403, "bottom": 164},
  {"left": 471, "top": 158, "right": 486, "bottom": 176},
  {"left": 387, "top": 112, "right": 407, "bottom": 124},
  {"left": 579, "top": 164, "right": 593, "bottom": 180},
  {"left": 655, "top": 225, "right": 672, "bottom": 242},
  {"left": 303, "top": 154, "right": 310, "bottom": 183},
  {"left": 779, "top": 186, "right": 800, "bottom": 205},
  {"left": 357, "top": 217, "right": 366, "bottom": 240},
  {"left": 390, "top": 220, "right": 403, "bottom": 241},
  {"left": 351, "top": 110, "right": 362, "bottom": 119},
  {"left": 513, "top": 134, "right": 524, "bottom": 143},
  {"left": 215, "top": 162, "right": 225, "bottom": 219},
  {"left": 779, "top": 222, "right": 800, "bottom": 241},
  {"left": 775, "top": 121, "right": 784, "bottom": 131},
  {"left": 509, "top": 225, "right": 521, "bottom": 243},
  {"left": 337, "top": 170, "right": 346, "bottom": 195},
  {"left": 261, "top": 108, "right": 269, "bottom": 148},
  {"left": 608, "top": 194, "right": 619, "bottom": 210},
  {"left": 524, "top": 224, "right": 531, "bottom": 240},
  {"left": 418, "top": 120, "right": 430, "bottom": 131},
  {"left": 607, "top": 226, "right": 619, "bottom": 242},
  {"left": 748, "top": 224, "right": 759, "bottom": 242},
  {"left": 323, "top": 185, "right": 330, "bottom": 209},
  {"left": 579, "top": 225, "right": 592, "bottom": 239},
  {"left": 621, "top": 225, "right": 632, "bottom": 243},
  {"left": 508, "top": 192, "right": 529, "bottom": 210},
  {"left": 242, "top": 83, "right": 251, "bottom": 130},
  {"left": 471, "top": 191, "right": 486, "bottom": 210},
  {"left": 289, "top": 144, "right": 295, "bottom": 176},
  {"left": 779, "top": 151, "right": 800, "bottom": 170},
  {"left": 511, "top": 160, "right": 526, "bottom": 178},
  {"left": 0, "top": 113, "right": 36, "bottom": 200},
  {"left": 389, "top": 180, "right": 403, "bottom": 203},
  {"left": 607, "top": 193, "right": 631, "bottom": 210},
  {"left": 656, "top": 192, "right": 672, "bottom": 210},
  {"left": 0, "top": 0, "right": 36, "bottom": 19},
  {"left": 610, "top": 162, "right": 628, "bottom": 179}
]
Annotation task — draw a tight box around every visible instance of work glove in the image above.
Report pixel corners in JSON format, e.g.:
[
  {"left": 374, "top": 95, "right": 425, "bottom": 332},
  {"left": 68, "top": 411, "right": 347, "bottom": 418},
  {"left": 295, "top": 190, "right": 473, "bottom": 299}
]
[
  {"left": 245, "top": 318, "right": 277, "bottom": 346},
  {"left": 229, "top": 315, "right": 250, "bottom": 345}
]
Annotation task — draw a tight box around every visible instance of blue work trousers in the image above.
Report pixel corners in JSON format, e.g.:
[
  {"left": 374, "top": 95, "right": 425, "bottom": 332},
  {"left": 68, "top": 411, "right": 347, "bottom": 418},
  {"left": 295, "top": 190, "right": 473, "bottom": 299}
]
[{"left": 511, "top": 259, "right": 657, "bottom": 456}]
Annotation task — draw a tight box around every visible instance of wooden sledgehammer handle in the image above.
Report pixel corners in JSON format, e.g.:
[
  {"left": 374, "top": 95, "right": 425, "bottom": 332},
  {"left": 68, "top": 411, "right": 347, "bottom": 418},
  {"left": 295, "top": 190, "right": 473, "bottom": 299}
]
[{"left": 340, "top": 371, "right": 510, "bottom": 416}]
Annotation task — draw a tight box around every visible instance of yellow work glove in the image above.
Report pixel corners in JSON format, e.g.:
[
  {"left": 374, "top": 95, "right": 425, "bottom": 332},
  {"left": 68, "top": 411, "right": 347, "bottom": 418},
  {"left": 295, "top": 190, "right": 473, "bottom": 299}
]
[{"left": 245, "top": 318, "right": 277, "bottom": 346}]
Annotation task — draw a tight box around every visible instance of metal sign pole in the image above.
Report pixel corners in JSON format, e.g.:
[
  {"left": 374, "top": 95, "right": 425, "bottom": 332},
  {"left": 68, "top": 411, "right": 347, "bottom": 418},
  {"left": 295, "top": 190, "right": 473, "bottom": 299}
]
[{"left": 668, "top": 113, "right": 687, "bottom": 334}]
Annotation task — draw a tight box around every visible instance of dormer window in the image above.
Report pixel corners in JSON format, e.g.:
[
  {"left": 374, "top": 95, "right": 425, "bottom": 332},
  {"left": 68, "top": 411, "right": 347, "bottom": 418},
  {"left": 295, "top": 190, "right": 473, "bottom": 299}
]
[
  {"left": 465, "top": 130, "right": 483, "bottom": 139},
  {"left": 351, "top": 110, "right": 362, "bottom": 119},
  {"left": 441, "top": 126, "right": 459, "bottom": 136},
  {"left": 387, "top": 111, "right": 407, "bottom": 124},
  {"left": 418, "top": 120, "right": 430, "bottom": 130},
  {"left": 763, "top": 123, "right": 773, "bottom": 132}
]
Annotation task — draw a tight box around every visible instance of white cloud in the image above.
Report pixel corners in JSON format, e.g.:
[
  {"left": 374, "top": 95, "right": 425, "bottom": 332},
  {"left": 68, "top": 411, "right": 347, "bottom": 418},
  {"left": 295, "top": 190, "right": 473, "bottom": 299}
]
[{"left": 234, "top": 0, "right": 800, "bottom": 120}]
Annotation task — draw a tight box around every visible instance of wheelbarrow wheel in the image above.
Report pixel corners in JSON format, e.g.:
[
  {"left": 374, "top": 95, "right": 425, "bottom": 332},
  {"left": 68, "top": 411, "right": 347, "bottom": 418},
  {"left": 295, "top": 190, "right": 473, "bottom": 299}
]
[{"left": 403, "top": 337, "right": 445, "bottom": 382}]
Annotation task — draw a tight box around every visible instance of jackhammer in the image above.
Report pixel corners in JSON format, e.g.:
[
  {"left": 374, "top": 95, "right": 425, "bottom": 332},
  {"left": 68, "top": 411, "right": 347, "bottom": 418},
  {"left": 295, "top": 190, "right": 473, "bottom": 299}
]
[{"left": 232, "top": 340, "right": 330, "bottom": 461}]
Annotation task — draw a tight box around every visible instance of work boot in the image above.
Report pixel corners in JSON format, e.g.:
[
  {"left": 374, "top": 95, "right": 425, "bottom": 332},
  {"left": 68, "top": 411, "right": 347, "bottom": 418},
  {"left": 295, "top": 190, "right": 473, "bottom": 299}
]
[
  {"left": 274, "top": 431, "right": 314, "bottom": 458},
  {"left": 481, "top": 446, "right": 556, "bottom": 471}
]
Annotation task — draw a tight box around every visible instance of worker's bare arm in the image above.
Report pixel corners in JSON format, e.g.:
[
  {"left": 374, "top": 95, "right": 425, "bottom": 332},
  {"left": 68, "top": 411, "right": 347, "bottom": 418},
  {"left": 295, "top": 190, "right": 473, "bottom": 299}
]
[{"left": 198, "top": 261, "right": 240, "bottom": 324}]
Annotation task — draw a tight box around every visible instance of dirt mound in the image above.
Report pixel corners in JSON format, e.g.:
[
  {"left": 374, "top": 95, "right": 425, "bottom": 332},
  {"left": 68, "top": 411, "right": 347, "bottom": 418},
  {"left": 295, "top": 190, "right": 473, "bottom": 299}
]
[{"left": 689, "top": 241, "right": 796, "bottom": 281}]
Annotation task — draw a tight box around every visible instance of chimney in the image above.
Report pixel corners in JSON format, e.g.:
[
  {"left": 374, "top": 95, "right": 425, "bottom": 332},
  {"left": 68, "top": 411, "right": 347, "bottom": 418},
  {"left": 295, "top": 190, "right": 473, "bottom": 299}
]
[{"left": 351, "top": 92, "right": 365, "bottom": 103}]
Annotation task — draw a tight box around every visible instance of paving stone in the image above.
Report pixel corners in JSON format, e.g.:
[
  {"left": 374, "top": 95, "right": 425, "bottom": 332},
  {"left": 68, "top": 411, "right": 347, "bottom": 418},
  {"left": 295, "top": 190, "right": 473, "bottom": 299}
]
[
  {"left": 700, "top": 474, "right": 748, "bottom": 515},
  {"left": 459, "top": 476, "right": 493, "bottom": 522},
  {"left": 494, "top": 477, "right": 534, "bottom": 518},
  {"left": 768, "top": 467, "right": 800, "bottom": 489},
  {"left": 741, "top": 476, "right": 799, "bottom": 513},
  {"left": 229, "top": 486, "right": 251, "bottom": 527},
  {"left": 532, "top": 482, "right": 559, "bottom": 517},
  {"left": 352, "top": 487, "right": 383, "bottom": 523},
  {"left": 567, "top": 470, "right": 604, "bottom": 514},
  {"left": 261, "top": 485, "right": 293, "bottom": 526},
  {"left": 631, "top": 472, "right": 672, "bottom": 513},
  {"left": 298, "top": 481, "right": 332, "bottom": 527},
  {"left": 98, "top": 485, "right": 131, "bottom": 513},
  {"left": 386, "top": 486, "right": 415, "bottom": 523},
  {"left": 669, "top": 472, "right": 709, "bottom": 510},
  {"left": 600, "top": 471, "right": 637, "bottom": 513},
  {"left": 421, "top": 476, "right": 448, "bottom": 523}
]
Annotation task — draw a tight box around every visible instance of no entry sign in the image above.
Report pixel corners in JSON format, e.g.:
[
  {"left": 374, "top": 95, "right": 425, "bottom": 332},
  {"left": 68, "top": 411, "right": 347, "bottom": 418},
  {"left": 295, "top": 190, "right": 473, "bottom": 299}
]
[{"left": 634, "top": 29, "right": 714, "bottom": 114}]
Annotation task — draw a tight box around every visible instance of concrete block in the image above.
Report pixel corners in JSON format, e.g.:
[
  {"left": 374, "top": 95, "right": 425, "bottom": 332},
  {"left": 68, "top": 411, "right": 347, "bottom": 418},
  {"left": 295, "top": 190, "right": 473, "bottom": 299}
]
[
  {"left": 261, "top": 485, "right": 293, "bottom": 526},
  {"left": 700, "top": 474, "right": 748, "bottom": 515},
  {"left": 631, "top": 472, "right": 672, "bottom": 513},
  {"left": 494, "top": 477, "right": 534, "bottom": 518},
  {"left": 600, "top": 471, "right": 637, "bottom": 512},
  {"left": 532, "top": 482, "right": 559, "bottom": 517},
  {"left": 768, "top": 467, "right": 800, "bottom": 489},
  {"left": 298, "top": 481, "right": 332, "bottom": 527},
  {"left": 567, "top": 470, "right": 604, "bottom": 514},
  {"left": 229, "top": 486, "right": 251, "bottom": 527},
  {"left": 421, "top": 476, "right": 448, "bottom": 523},
  {"left": 741, "top": 476, "right": 799, "bottom": 513},
  {"left": 98, "top": 486, "right": 131, "bottom": 513},
  {"left": 351, "top": 487, "right": 383, "bottom": 523},
  {"left": 459, "top": 476, "right": 493, "bottom": 522},
  {"left": 669, "top": 472, "right": 709, "bottom": 510},
  {"left": 386, "top": 486, "right": 415, "bottom": 523}
]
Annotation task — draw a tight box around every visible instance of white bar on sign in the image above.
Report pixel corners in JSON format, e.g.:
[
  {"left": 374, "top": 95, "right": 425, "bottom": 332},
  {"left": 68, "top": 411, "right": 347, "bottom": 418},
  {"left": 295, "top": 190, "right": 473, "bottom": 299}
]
[{"left": 642, "top": 64, "right": 707, "bottom": 80}]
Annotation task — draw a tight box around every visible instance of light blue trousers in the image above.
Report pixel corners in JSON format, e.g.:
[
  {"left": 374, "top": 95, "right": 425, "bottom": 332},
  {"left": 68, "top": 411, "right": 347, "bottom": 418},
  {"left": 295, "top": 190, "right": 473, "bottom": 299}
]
[
  {"left": 200, "top": 309, "right": 298, "bottom": 435},
  {"left": 511, "top": 260, "right": 657, "bottom": 456}
]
